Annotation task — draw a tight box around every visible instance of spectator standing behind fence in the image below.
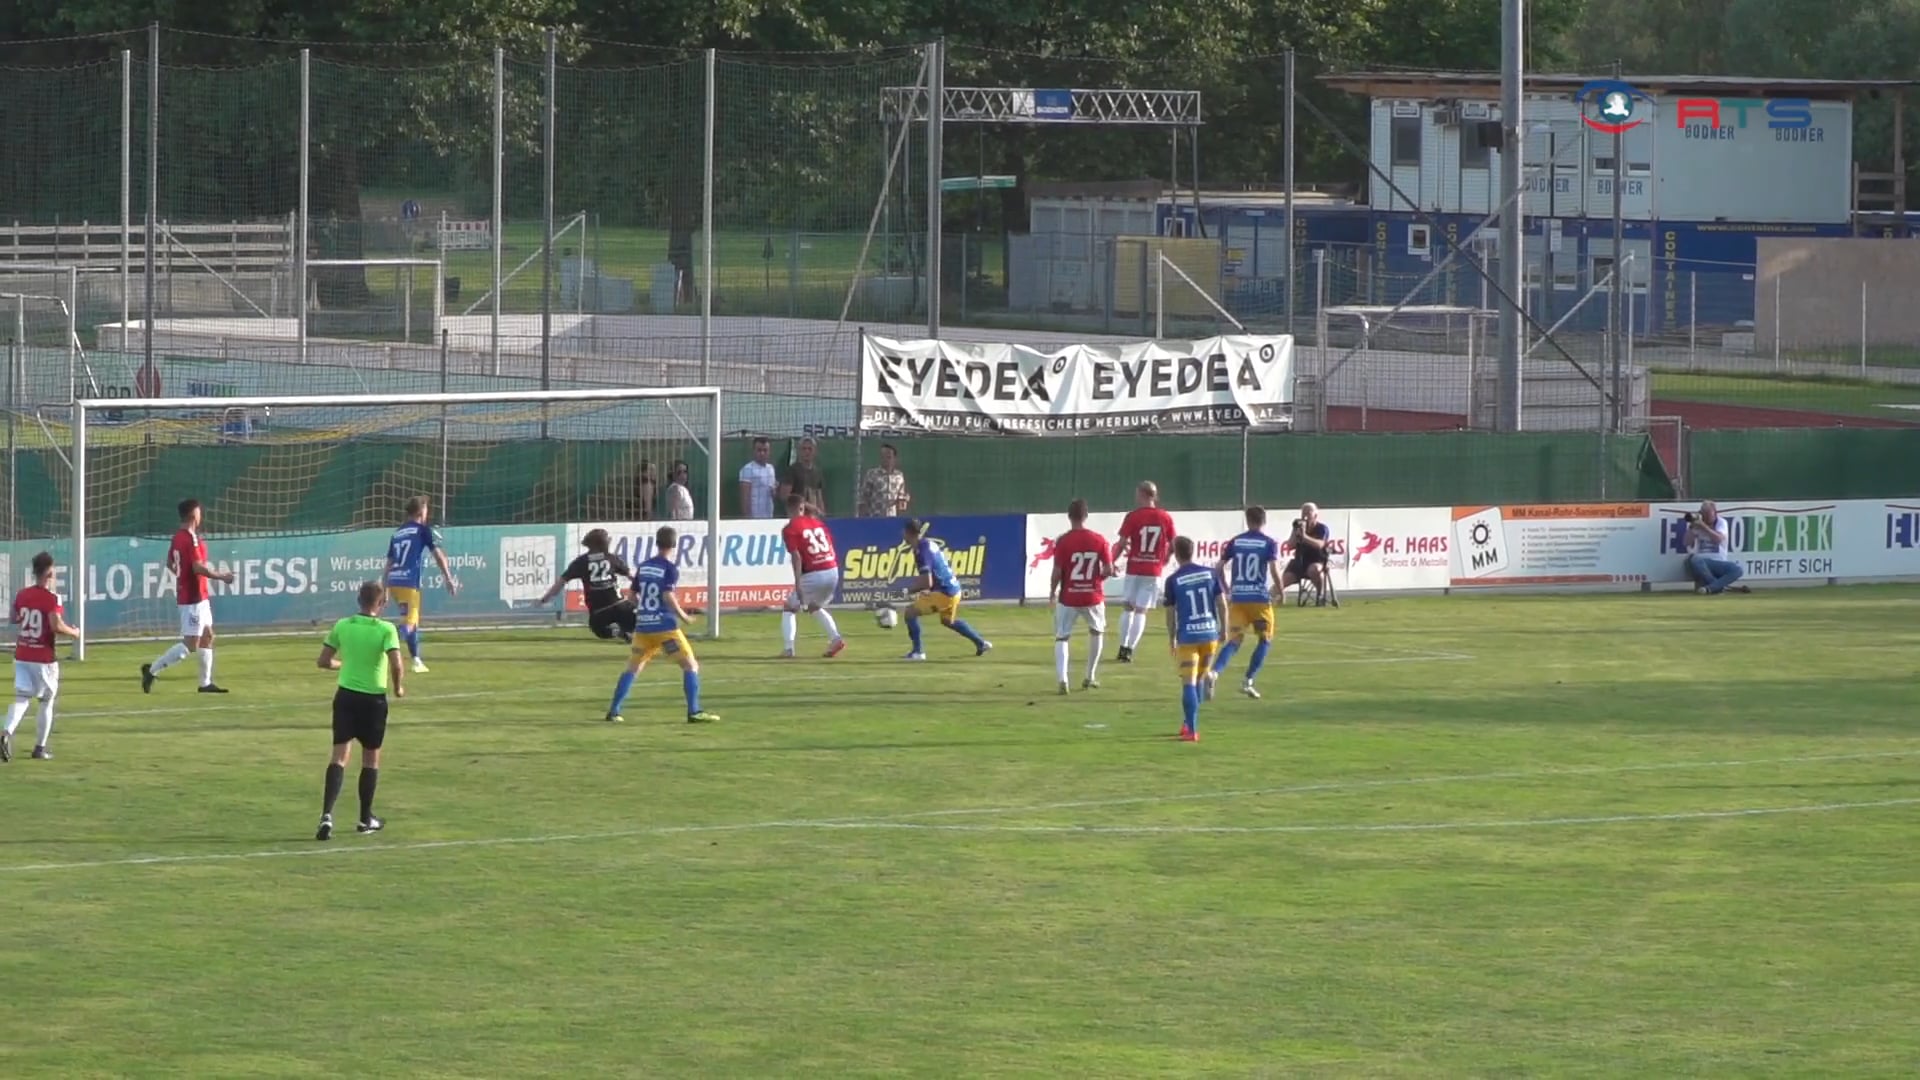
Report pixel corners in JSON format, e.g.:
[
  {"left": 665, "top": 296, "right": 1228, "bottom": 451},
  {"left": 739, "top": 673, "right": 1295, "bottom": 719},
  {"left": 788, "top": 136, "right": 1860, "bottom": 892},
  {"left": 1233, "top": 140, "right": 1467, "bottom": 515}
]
[
  {"left": 781, "top": 437, "right": 828, "bottom": 515},
  {"left": 666, "top": 461, "right": 695, "bottom": 521},
  {"left": 739, "top": 438, "right": 779, "bottom": 519},
  {"left": 629, "top": 461, "right": 658, "bottom": 521},
  {"left": 1685, "top": 500, "right": 1750, "bottom": 595},
  {"left": 858, "top": 443, "right": 911, "bottom": 518}
]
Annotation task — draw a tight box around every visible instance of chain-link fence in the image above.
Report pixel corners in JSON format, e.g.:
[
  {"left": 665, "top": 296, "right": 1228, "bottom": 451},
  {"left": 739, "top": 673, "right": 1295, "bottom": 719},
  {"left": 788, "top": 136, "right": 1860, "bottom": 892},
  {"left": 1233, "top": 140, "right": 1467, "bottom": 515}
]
[{"left": 7, "top": 28, "right": 1917, "bottom": 534}]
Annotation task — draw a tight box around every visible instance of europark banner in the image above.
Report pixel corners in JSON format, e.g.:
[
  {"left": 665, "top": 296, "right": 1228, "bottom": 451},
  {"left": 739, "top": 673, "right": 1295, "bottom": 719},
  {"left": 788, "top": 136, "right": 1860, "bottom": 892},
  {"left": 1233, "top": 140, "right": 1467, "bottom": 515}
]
[
  {"left": 858, "top": 333, "right": 1295, "bottom": 435},
  {"left": 8, "top": 500, "right": 1917, "bottom": 637}
]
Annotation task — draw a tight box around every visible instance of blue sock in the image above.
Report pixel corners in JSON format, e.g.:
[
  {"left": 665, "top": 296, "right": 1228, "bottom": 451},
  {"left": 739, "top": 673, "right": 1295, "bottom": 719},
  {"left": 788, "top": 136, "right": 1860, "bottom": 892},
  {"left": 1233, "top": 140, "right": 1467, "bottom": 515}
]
[
  {"left": 906, "top": 617, "right": 924, "bottom": 653},
  {"left": 402, "top": 626, "right": 420, "bottom": 659},
  {"left": 1181, "top": 683, "right": 1199, "bottom": 731},
  {"left": 1213, "top": 640, "right": 1241, "bottom": 673},
  {"left": 948, "top": 619, "right": 986, "bottom": 647},
  {"left": 682, "top": 670, "right": 702, "bottom": 714},
  {"left": 1246, "top": 640, "right": 1271, "bottom": 681},
  {"left": 609, "top": 670, "right": 636, "bottom": 715}
]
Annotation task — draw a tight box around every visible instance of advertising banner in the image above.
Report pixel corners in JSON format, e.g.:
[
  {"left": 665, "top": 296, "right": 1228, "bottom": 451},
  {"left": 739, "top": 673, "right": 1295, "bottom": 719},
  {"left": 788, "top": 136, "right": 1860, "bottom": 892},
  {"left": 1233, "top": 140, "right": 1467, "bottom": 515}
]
[
  {"left": 1344, "top": 508, "right": 1453, "bottom": 591},
  {"left": 560, "top": 515, "right": 1029, "bottom": 611},
  {"left": 828, "top": 515, "right": 1028, "bottom": 606},
  {"left": 1648, "top": 500, "right": 1841, "bottom": 583},
  {"left": 860, "top": 333, "right": 1294, "bottom": 435},
  {"left": 1023, "top": 509, "right": 1352, "bottom": 599},
  {"left": 9, "top": 524, "right": 567, "bottom": 637},
  {"left": 562, "top": 519, "right": 794, "bottom": 612},
  {"left": 1450, "top": 503, "right": 1659, "bottom": 587}
]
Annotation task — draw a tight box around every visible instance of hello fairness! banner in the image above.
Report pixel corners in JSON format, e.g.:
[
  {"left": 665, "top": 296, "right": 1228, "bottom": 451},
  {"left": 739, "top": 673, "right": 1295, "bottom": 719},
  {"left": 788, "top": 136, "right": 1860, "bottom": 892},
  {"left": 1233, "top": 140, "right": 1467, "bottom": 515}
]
[{"left": 8, "top": 524, "right": 566, "bottom": 637}]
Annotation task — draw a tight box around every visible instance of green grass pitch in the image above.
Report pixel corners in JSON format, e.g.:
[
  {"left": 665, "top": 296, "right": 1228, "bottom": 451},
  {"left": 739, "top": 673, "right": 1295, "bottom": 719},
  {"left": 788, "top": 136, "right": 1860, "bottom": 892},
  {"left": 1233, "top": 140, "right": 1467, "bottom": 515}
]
[{"left": 4, "top": 589, "right": 1919, "bottom": 1075}]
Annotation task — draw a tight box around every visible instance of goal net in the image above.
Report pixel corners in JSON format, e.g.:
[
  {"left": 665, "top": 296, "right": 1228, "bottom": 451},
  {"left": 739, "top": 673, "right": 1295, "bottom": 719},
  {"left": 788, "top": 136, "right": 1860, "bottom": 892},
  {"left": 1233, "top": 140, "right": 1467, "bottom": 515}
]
[{"left": 50, "top": 386, "right": 723, "bottom": 655}]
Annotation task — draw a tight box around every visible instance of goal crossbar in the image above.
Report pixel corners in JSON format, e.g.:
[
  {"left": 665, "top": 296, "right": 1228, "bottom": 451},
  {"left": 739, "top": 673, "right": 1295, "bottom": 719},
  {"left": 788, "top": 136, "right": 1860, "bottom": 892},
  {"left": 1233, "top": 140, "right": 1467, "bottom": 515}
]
[{"left": 67, "top": 385, "right": 727, "bottom": 659}]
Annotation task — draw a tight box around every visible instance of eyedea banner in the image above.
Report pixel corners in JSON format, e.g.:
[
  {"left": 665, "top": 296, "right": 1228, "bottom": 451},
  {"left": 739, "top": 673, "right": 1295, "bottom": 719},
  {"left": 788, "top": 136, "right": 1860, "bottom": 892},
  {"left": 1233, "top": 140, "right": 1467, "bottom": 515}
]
[{"left": 859, "top": 334, "right": 1294, "bottom": 435}]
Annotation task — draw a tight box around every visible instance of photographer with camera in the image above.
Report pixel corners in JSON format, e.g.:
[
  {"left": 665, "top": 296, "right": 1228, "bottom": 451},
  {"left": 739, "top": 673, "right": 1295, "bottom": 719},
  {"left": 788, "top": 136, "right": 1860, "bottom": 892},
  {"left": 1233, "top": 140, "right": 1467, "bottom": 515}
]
[
  {"left": 1281, "top": 502, "right": 1334, "bottom": 606},
  {"left": 1682, "top": 500, "right": 1749, "bottom": 595}
]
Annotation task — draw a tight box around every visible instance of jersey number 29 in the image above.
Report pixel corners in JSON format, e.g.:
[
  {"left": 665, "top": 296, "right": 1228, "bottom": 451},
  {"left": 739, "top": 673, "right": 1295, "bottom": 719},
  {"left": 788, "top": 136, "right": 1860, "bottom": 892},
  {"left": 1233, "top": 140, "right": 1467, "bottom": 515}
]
[{"left": 14, "top": 607, "right": 44, "bottom": 641}]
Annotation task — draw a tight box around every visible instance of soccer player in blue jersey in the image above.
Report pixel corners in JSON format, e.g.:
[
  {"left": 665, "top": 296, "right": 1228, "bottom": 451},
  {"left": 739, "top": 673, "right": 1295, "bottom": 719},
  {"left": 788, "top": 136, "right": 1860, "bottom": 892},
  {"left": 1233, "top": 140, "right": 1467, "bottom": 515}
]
[
  {"left": 385, "top": 497, "right": 459, "bottom": 673},
  {"left": 1210, "top": 505, "right": 1285, "bottom": 701},
  {"left": 900, "top": 518, "right": 992, "bottom": 661},
  {"left": 605, "top": 525, "right": 719, "bottom": 724},
  {"left": 1163, "top": 536, "right": 1225, "bottom": 743}
]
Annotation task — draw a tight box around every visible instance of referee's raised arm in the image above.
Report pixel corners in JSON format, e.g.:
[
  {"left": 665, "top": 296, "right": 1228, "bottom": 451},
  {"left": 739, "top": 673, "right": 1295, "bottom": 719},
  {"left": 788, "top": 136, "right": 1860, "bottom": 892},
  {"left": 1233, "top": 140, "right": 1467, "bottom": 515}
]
[{"left": 313, "top": 581, "right": 406, "bottom": 841}]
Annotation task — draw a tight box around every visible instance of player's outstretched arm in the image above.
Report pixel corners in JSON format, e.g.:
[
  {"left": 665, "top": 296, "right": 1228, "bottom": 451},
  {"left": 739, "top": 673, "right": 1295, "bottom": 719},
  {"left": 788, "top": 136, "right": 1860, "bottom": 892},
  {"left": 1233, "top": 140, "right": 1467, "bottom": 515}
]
[
  {"left": 433, "top": 547, "right": 460, "bottom": 596},
  {"left": 316, "top": 645, "right": 341, "bottom": 670}
]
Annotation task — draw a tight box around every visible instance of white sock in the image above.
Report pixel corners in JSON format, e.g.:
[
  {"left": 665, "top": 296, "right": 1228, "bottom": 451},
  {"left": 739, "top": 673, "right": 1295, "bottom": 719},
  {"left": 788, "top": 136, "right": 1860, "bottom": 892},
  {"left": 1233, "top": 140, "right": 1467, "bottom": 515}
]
[
  {"left": 35, "top": 700, "right": 54, "bottom": 748},
  {"left": 780, "top": 611, "right": 798, "bottom": 651},
  {"left": 812, "top": 608, "right": 841, "bottom": 641},
  {"left": 1054, "top": 640, "right": 1070, "bottom": 683},
  {"left": 197, "top": 647, "right": 215, "bottom": 687},
  {"left": 4, "top": 698, "right": 26, "bottom": 736},
  {"left": 1117, "top": 611, "right": 1136, "bottom": 648},
  {"left": 1124, "top": 611, "right": 1147, "bottom": 650},
  {"left": 1085, "top": 633, "right": 1103, "bottom": 682},
  {"left": 150, "top": 642, "right": 189, "bottom": 674}
]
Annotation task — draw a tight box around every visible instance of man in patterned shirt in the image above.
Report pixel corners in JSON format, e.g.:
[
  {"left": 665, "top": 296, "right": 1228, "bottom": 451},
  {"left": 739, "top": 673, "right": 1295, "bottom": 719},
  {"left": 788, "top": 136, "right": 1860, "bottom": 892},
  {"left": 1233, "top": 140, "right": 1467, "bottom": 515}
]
[{"left": 858, "top": 443, "right": 911, "bottom": 518}]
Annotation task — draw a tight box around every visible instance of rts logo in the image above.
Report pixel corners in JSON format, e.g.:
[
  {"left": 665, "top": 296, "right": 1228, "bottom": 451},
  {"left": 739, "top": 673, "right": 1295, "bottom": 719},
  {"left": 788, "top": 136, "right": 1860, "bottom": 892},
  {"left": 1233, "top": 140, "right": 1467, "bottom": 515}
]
[{"left": 1576, "top": 79, "right": 1815, "bottom": 134}]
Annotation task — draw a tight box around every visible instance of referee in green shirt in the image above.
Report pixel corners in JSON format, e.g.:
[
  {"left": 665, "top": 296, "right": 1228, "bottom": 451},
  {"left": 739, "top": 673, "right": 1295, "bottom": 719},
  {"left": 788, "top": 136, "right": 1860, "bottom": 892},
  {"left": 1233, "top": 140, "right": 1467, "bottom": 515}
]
[{"left": 315, "top": 581, "right": 406, "bottom": 841}]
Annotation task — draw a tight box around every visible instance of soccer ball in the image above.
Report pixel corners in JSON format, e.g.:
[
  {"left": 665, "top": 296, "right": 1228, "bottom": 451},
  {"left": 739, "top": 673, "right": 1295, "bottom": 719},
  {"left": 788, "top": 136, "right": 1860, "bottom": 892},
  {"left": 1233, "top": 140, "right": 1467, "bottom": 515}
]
[{"left": 875, "top": 606, "right": 899, "bottom": 629}]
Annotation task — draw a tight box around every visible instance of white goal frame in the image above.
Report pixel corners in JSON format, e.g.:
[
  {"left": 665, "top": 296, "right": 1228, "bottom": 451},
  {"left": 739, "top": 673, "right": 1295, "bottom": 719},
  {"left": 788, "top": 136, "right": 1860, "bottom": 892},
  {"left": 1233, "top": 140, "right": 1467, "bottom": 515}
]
[{"left": 68, "top": 385, "right": 725, "bottom": 659}]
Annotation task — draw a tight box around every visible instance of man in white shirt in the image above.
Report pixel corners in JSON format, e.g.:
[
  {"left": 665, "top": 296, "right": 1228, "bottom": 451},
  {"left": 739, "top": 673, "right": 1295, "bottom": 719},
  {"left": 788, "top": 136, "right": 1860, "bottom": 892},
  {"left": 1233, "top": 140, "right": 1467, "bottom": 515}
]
[
  {"left": 1685, "top": 500, "right": 1749, "bottom": 595},
  {"left": 738, "top": 438, "right": 778, "bottom": 519}
]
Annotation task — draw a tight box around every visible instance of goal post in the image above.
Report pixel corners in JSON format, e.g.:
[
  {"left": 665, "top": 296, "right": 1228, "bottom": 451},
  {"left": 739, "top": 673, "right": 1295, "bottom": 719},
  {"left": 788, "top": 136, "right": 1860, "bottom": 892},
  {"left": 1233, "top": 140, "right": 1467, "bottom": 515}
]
[{"left": 64, "top": 385, "right": 724, "bottom": 659}]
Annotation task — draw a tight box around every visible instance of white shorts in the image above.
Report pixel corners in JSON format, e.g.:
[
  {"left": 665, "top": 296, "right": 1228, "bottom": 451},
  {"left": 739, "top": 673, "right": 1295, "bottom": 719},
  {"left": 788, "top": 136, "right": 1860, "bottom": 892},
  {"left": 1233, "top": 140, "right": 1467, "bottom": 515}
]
[
  {"left": 13, "top": 660, "right": 59, "bottom": 700},
  {"left": 786, "top": 568, "right": 840, "bottom": 611},
  {"left": 1121, "top": 574, "right": 1162, "bottom": 611},
  {"left": 179, "top": 600, "right": 213, "bottom": 638},
  {"left": 1053, "top": 603, "right": 1108, "bottom": 638}
]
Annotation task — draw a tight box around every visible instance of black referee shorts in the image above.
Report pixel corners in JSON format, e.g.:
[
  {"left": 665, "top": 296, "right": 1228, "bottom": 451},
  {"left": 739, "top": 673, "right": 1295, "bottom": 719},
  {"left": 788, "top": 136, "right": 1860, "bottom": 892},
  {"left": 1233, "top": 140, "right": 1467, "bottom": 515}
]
[
  {"left": 331, "top": 687, "right": 390, "bottom": 749},
  {"left": 589, "top": 602, "right": 637, "bottom": 640}
]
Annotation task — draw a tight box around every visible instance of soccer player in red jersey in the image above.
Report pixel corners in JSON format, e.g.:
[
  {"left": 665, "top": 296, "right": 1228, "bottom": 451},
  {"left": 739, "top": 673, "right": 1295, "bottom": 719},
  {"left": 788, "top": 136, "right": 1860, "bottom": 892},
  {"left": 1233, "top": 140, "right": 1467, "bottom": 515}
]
[
  {"left": 1112, "top": 480, "right": 1176, "bottom": 663},
  {"left": 141, "top": 498, "right": 238, "bottom": 695},
  {"left": 779, "top": 493, "right": 846, "bottom": 658},
  {"left": 7, "top": 551, "right": 80, "bottom": 762},
  {"left": 1049, "top": 498, "right": 1113, "bottom": 695}
]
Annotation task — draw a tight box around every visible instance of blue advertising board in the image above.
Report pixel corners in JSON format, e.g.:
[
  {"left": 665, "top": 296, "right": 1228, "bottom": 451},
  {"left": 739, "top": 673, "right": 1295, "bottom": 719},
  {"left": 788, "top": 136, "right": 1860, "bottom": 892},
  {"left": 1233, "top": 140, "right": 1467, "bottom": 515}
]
[{"left": 825, "top": 515, "right": 1027, "bottom": 605}]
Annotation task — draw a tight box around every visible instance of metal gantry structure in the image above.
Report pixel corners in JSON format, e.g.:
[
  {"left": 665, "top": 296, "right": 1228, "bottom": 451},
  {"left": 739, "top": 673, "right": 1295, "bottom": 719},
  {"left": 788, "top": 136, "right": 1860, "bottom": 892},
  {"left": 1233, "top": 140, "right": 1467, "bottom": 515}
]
[{"left": 883, "top": 46, "right": 1204, "bottom": 337}]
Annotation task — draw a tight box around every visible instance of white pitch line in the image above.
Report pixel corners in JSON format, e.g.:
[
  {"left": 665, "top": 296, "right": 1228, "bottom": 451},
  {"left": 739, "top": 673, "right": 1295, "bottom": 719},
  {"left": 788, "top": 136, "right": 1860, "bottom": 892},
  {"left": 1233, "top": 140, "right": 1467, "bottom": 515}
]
[
  {"left": 771, "top": 798, "right": 1920, "bottom": 836},
  {"left": 2, "top": 748, "right": 1914, "bottom": 875}
]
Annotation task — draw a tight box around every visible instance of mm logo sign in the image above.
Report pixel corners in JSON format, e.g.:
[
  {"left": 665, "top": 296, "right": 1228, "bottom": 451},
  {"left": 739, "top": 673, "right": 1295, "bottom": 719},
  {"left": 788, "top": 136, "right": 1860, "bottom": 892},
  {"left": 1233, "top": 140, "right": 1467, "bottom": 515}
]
[{"left": 1575, "top": 80, "right": 1820, "bottom": 141}]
